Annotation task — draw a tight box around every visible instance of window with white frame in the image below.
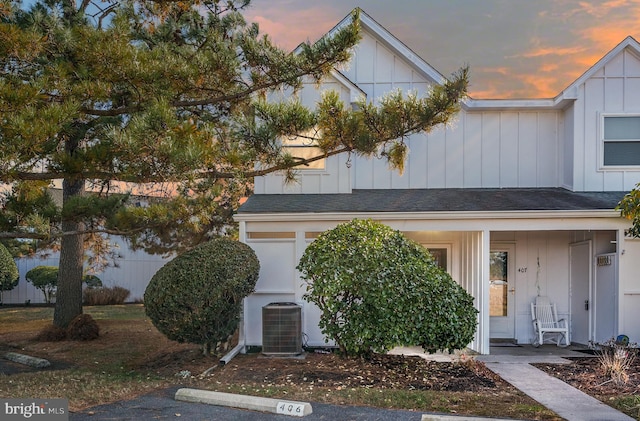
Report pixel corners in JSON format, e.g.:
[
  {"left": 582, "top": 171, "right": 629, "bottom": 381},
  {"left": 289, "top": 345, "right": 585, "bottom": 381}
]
[
  {"left": 281, "top": 130, "right": 325, "bottom": 170},
  {"left": 422, "top": 245, "right": 451, "bottom": 272},
  {"left": 603, "top": 115, "right": 640, "bottom": 167}
]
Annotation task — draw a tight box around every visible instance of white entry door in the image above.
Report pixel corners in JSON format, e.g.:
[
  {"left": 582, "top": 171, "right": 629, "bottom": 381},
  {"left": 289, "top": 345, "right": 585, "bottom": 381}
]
[
  {"left": 489, "top": 245, "right": 516, "bottom": 339},
  {"left": 570, "top": 241, "right": 591, "bottom": 345}
]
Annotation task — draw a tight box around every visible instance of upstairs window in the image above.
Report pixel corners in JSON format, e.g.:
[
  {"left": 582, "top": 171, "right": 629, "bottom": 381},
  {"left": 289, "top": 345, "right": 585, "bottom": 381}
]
[
  {"left": 603, "top": 115, "right": 640, "bottom": 167},
  {"left": 281, "top": 131, "right": 325, "bottom": 170}
]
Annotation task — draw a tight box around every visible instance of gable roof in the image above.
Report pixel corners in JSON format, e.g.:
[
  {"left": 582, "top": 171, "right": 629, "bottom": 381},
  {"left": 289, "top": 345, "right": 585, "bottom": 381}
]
[
  {"left": 237, "top": 188, "right": 625, "bottom": 214},
  {"left": 326, "top": 8, "right": 446, "bottom": 85},
  {"left": 320, "top": 10, "right": 640, "bottom": 111},
  {"left": 561, "top": 36, "right": 640, "bottom": 99}
]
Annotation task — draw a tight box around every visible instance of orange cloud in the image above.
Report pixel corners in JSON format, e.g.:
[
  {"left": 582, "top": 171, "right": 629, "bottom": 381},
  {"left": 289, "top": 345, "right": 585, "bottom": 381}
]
[
  {"left": 243, "top": 7, "right": 339, "bottom": 51},
  {"left": 516, "top": 45, "right": 587, "bottom": 58},
  {"left": 539, "top": 63, "right": 560, "bottom": 73},
  {"left": 578, "top": 0, "right": 633, "bottom": 18}
]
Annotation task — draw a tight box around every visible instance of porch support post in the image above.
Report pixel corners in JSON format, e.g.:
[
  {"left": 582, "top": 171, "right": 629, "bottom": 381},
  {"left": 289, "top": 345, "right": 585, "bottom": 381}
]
[
  {"left": 238, "top": 220, "right": 248, "bottom": 354},
  {"left": 479, "top": 229, "right": 491, "bottom": 354}
]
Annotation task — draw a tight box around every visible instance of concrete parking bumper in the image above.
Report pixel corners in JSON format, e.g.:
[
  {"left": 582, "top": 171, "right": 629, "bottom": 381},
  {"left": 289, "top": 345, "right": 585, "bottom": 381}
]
[{"left": 175, "top": 388, "right": 313, "bottom": 417}]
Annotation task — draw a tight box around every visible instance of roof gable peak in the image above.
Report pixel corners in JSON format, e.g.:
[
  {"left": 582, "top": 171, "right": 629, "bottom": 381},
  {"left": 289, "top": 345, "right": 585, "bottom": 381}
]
[{"left": 326, "top": 8, "right": 446, "bottom": 85}]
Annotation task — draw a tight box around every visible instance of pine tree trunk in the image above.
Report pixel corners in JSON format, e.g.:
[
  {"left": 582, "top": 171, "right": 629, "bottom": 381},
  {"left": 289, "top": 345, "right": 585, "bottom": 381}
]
[{"left": 53, "top": 178, "right": 85, "bottom": 328}]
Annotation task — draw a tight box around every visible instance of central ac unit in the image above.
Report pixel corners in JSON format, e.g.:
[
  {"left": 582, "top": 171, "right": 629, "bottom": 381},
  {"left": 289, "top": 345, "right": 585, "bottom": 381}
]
[{"left": 262, "top": 302, "right": 302, "bottom": 356}]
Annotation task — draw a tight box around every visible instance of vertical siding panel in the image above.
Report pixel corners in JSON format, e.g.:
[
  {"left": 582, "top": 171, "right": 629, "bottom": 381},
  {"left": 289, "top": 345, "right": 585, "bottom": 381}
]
[
  {"left": 301, "top": 175, "right": 321, "bottom": 193},
  {"left": 394, "top": 57, "right": 413, "bottom": 83},
  {"left": 537, "top": 113, "right": 558, "bottom": 187},
  {"left": 605, "top": 78, "right": 624, "bottom": 112},
  {"left": 605, "top": 53, "right": 625, "bottom": 77},
  {"left": 573, "top": 87, "right": 586, "bottom": 191},
  {"left": 353, "top": 153, "right": 374, "bottom": 189},
  {"left": 445, "top": 114, "right": 465, "bottom": 188},
  {"left": 355, "top": 36, "right": 376, "bottom": 82},
  {"left": 411, "top": 81, "right": 429, "bottom": 95},
  {"left": 562, "top": 107, "right": 575, "bottom": 189},
  {"left": 481, "top": 113, "right": 500, "bottom": 187},
  {"left": 584, "top": 78, "right": 605, "bottom": 191},
  {"left": 375, "top": 42, "right": 393, "bottom": 82},
  {"left": 373, "top": 83, "right": 392, "bottom": 103},
  {"left": 427, "top": 128, "right": 446, "bottom": 187},
  {"left": 500, "top": 113, "right": 519, "bottom": 187},
  {"left": 407, "top": 133, "right": 428, "bottom": 188},
  {"left": 464, "top": 113, "right": 483, "bottom": 187},
  {"left": 371, "top": 156, "right": 392, "bottom": 189},
  {"left": 518, "top": 113, "right": 538, "bottom": 187},
  {"left": 624, "top": 78, "right": 640, "bottom": 109},
  {"left": 625, "top": 50, "right": 640, "bottom": 75}
]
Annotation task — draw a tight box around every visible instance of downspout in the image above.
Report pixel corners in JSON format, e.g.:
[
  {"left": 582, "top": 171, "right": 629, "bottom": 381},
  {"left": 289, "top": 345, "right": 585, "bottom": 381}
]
[{"left": 220, "top": 220, "right": 248, "bottom": 365}]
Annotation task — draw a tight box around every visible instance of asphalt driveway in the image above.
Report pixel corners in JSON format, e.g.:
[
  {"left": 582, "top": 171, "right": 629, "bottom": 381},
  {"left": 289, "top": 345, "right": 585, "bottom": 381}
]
[{"left": 70, "top": 386, "right": 427, "bottom": 421}]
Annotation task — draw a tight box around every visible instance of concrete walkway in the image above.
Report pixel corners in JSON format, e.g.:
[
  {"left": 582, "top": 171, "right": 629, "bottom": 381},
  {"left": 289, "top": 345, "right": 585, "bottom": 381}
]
[{"left": 477, "top": 345, "right": 635, "bottom": 421}]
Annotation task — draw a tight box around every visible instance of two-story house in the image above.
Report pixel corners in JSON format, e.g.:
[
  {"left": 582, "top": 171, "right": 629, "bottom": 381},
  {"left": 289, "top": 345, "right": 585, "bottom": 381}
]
[{"left": 235, "top": 9, "right": 640, "bottom": 354}]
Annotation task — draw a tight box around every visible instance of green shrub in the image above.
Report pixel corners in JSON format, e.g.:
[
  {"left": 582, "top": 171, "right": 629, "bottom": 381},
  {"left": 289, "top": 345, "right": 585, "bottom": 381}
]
[
  {"left": 25, "top": 265, "right": 57, "bottom": 304},
  {"left": 0, "top": 243, "right": 19, "bottom": 304},
  {"left": 298, "top": 219, "right": 478, "bottom": 357},
  {"left": 144, "top": 238, "right": 260, "bottom": 355},
  {"left": 83, "top": 286, "right": 130, "bottom": 306},
  {"left": 26, "top": 266, "right": 104, "bottom": 304}
]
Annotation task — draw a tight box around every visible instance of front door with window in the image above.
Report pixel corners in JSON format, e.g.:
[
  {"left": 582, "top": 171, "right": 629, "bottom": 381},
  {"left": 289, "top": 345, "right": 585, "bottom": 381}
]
[{"left": 489, "top": 246, "right": 515, "bottom": 339}]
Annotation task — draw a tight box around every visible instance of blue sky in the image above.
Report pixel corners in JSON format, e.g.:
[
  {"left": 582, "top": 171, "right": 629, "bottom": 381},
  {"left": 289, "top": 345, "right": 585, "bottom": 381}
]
[{"left": 243, "top": 0, "right": 640, "bottom": 99}]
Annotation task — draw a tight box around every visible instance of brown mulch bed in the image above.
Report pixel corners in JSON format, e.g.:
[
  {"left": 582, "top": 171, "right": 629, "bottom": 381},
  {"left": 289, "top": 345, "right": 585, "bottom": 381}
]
[
  {"left": 534, "top": 356, "right": 640, "bottom": 397},
  {"left": 198, "top": 352, "right": 503, "bottom": 392}
]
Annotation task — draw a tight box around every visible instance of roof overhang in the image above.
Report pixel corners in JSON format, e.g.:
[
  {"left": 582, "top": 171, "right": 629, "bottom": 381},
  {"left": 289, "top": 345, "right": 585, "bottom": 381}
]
[
  {"left": 235, "top": 209, "right": 620, "bottom": 222},
  {"left": 235, "top": 209, "right": 629, "bottom": 233}
]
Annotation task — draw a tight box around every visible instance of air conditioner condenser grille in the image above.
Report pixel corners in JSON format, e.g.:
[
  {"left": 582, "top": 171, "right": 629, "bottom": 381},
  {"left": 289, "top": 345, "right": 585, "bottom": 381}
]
[{"left": 262, "top": 303, "right": 302, "bottom": 356}]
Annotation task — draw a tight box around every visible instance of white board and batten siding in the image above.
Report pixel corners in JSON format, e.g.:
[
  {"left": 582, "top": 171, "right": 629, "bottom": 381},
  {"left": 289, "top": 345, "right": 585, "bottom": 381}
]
[
  {"left": 257, "top": 26, "right": 565, "bottom": 194},
  {"left": 353, "top": 110, "right": 560, "bottom": 190},
  {"left": 568, "top": 47, "right": 640, "bottom": 192}
]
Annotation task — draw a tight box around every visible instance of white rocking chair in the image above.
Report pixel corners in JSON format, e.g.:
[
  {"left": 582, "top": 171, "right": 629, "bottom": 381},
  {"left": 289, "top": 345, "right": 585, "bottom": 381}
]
[{"left": 531, "top": 296, "right": 569, "bottom": 347}]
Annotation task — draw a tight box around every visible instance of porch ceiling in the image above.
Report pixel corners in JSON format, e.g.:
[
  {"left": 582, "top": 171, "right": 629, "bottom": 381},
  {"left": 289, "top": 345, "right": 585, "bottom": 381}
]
[{"left": 237, "top": 188, "right": 626, "bottom": 214}]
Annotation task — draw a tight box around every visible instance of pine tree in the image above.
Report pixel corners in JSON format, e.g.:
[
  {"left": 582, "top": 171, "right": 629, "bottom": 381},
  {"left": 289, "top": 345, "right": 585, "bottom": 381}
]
[{"left": 0, "top": 1, "right": 468, "bottom": 327}]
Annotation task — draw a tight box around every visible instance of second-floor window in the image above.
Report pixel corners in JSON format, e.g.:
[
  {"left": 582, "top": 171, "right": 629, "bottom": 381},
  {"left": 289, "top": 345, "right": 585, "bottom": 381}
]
[
  {"left": 603, "top": 115, "right": 640, "bottom": 167},
  {"left": 281, "top": 133, "right": 326, "bottom": 170}
]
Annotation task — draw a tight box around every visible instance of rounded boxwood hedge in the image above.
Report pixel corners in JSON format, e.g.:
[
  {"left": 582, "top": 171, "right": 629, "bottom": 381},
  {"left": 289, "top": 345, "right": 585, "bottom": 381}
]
[
  {"left": 0, "top": 243, "right": 19, "bottom": 302},
  {"left": 26, "top": 265, "right": 58, "bottom": 304},
  {"left": 144, "top": 237, "right": 259, "bottom": 355},
  {"left": 298, "top": 219, "right": 478, "bottom": 357}
]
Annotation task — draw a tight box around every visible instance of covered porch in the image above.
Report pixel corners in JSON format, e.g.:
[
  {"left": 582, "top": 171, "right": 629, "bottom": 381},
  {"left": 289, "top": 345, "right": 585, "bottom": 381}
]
[{"left": 236, "top": 188, "right": 638, "bottom": 355}]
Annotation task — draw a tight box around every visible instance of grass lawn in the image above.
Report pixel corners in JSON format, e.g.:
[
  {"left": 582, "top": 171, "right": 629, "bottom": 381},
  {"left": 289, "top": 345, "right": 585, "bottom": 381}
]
[{"left": 0, "top": 305, "right": 567, "bottom": 419}]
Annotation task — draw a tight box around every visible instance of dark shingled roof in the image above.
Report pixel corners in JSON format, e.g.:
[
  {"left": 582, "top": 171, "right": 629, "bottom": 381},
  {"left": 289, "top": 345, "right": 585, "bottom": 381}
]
[{"left": 237, "top": 188, "right": 627, "bottom": 214}]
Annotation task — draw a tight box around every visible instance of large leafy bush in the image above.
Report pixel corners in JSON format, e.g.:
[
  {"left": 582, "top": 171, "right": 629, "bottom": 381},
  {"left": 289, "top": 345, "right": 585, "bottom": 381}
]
[
  {"left": 298, "top": 219, "right": 478, "bottom": 357},
  {"left": 0, "top": 243, "right": 19, "bottom": 303},
  {"left": 144, "top": 238, "right": 260, "bottom": 355}
]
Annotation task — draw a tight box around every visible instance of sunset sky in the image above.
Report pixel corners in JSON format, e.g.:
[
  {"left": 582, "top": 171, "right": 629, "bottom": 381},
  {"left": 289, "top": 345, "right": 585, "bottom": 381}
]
[{"left": 242, "top": 0, "right": 640, "bottom": 99}]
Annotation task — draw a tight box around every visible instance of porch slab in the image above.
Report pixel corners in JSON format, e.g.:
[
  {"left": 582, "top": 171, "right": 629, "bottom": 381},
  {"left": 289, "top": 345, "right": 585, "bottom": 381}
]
[{"left": 477, "top": 344, "right": 592, "bottom": 364}]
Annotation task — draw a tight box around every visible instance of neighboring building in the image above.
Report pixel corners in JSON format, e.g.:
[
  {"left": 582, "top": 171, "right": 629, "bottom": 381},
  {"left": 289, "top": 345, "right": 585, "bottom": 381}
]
[
  {"left": 235, "top": 9, "right": 640, "bottom": 354},
  {"left": 3, "top": 188, "right": 170, "bottom": 304},
  {"left": 6, "top": 235, "right": 167, "bottom": 304}
]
